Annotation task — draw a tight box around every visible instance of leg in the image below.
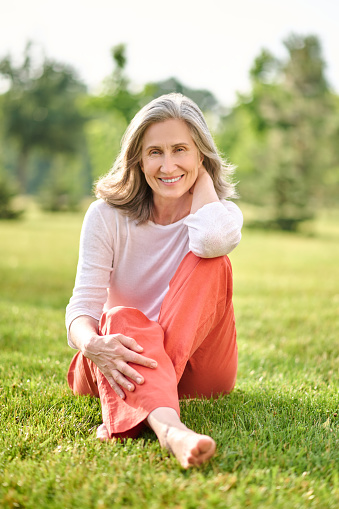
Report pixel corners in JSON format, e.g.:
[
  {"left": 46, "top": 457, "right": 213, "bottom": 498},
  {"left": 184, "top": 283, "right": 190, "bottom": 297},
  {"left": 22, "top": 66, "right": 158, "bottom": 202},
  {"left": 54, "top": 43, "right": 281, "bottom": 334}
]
[
  {"left": 68, "top": 306, "right": 217, "bottom": 466},
  {"left": 72, "top": 307, "right": 181, "bottom": 439},
  {"left": 67, "top": 347, "right": 146, "bottom": 439},
  {"left": 159, "top": 252, "right": 238, "bottom": 397},
  {"left": 144, "top": 253, "right": 236, "bottom": 466},
  {"left": 67, "top": 253, "right": 236, "bottom": 467}
]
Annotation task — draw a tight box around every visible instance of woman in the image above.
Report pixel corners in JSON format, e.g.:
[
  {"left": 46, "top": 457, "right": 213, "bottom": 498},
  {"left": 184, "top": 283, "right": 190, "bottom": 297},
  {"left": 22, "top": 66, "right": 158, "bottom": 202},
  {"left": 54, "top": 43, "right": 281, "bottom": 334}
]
[{"left": 66, "top": 93, "right": 243, "bottom": 468}]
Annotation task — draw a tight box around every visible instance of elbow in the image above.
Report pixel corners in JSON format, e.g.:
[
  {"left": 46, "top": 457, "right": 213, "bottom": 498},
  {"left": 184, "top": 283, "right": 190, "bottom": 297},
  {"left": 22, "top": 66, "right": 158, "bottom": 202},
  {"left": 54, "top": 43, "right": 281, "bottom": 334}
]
[
  {"left": 226, "top": 230, "right": 242, "bottom": 254},
  {"left": 225, "top": 232, "right": 241, "bottom": 254},
  {"left": 190, "top": 229, "right": 242, "bottom": 258}
]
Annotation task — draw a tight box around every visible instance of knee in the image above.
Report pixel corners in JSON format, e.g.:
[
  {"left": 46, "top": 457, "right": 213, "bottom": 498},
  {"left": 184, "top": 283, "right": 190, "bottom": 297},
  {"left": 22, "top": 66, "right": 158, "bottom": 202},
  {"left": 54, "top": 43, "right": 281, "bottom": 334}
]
[
  {"left": 101, "top": 306, "right": 144, "bottom": 326},
  {"left": 203, "top": 254, "right": 232, "bottom": 271},
  {"left": 186, "top": 251, "right": 231, "bottom": 267},
  {"left": 99, "top": 306, "right": 161, "bottom": 338},
  {"left": 196, "top": 254, "right": 233, "bottom": 285},
  {"left": 103, "top": 306, "right": 130, "bottom": 320},
  {"left": 183, "top": 252, "right": 232, "bottom": 275},
  {"left": 99, "top": 306, "right": 131, "bottom": 334}
]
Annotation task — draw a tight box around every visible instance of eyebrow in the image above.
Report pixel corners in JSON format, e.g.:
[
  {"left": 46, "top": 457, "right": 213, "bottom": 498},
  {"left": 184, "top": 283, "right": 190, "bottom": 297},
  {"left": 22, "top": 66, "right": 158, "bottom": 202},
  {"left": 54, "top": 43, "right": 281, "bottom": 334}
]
[{"left": 145, "top": 143, "right": 190, "bottom": 151}]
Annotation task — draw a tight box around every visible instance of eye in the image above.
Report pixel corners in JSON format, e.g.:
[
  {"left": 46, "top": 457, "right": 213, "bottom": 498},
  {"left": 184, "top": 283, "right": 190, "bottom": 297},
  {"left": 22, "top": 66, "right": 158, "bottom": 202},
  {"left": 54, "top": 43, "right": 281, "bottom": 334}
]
[
  {"left": 149, "top": 149, "right": 161, "bottom": 156},
  {"left": 175, "top": 147, "right": 185, "bottom": 153}
]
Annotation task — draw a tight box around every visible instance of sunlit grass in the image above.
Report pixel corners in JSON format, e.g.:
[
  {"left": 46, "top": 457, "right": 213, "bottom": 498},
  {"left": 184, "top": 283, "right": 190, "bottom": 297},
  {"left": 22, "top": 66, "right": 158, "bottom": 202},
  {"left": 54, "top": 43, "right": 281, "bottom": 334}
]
[{"left": 0, "top": 204, "right": 338, "bottom": 508}]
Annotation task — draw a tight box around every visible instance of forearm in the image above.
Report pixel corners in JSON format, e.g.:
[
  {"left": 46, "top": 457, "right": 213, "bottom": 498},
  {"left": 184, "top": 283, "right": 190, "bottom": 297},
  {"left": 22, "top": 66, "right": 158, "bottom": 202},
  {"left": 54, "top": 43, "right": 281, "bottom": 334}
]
[
  {"left": 190, "top": 170, "right": 219, "bottom": 214},
  {"left": 69, "top": 315, "right": 100, "bottom": 354}
]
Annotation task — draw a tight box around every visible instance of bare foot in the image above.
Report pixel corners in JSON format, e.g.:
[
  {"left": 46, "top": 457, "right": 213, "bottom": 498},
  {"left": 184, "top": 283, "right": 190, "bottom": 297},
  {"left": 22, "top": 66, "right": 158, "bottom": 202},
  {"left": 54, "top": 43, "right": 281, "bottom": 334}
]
[
  {"left": 97, "top": 419, "right": 215, "bottom": 468},
  {"left": 96, "top": 423, "right": 110, "bottom": 441},
  {"left": 163, "top": 427, "right": 216, "bottom": 469}
]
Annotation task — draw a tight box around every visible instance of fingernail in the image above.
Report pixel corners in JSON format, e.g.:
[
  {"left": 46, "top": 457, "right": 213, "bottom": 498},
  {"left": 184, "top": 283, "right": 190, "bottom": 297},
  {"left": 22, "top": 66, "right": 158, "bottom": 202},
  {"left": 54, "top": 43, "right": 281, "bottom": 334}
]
[
  {"left": 128, "top": 384, "right": 133, "bottom": 391},
  {"left": 151, "top": 362, "right": 157, "bottom": 368},
  {"left": 120, "top": 393, "right": 125, "bottom": 399},
  {"left": 136, "top": 377, "right": 143, "bottom": 384}
]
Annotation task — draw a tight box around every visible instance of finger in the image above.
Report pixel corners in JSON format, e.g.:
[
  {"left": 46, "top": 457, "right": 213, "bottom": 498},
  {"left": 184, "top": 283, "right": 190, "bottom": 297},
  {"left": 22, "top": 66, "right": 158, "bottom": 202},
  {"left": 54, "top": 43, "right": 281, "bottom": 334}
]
[
  {"left": 115, "top": 336, "right": 157, "bottom": 367},
  {"left": 117, "top": 363, "right": 145, "bottom": 386},
  {"left": 111, "top": 369, "right": 136, "bottom": 394},
  {"left": 124, "top": 351, "right": 157, "bottom": 369},
  {"left": 118, "top": 335, "right": 144, "bottom": 353},
  {"left": 106, "top": 374, "right": 126, "bottom": 400}
]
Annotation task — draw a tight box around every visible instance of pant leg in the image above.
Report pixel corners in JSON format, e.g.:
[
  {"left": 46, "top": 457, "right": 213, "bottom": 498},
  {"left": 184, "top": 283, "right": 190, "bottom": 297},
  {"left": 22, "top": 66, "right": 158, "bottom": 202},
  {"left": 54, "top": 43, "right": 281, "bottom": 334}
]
[
  {"left": 68, "top": 307, "right": 180, "bottom": 439},
  {"left": 94, "top": 307, "right": 180, "bottom": 438},
  {"left": 67, "top": 350, "right": 99, "bottom": 397},
  {"left": 158, "top": 252, "right": 238, "bottom": 398}
]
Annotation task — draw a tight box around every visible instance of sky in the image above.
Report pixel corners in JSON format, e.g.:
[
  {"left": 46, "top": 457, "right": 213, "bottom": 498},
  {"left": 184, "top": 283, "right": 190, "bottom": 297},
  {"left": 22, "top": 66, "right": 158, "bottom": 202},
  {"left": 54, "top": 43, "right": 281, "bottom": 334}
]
[{"left": 1, "top": 0, "right": 338, "bottom": 107}]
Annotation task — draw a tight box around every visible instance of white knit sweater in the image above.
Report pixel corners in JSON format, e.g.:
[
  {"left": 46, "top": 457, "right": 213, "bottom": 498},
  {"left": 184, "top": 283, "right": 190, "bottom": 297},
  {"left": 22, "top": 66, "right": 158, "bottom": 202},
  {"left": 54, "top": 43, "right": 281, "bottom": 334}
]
[{"left": 66, "top": 199, "right": 243, "bottom": 348}]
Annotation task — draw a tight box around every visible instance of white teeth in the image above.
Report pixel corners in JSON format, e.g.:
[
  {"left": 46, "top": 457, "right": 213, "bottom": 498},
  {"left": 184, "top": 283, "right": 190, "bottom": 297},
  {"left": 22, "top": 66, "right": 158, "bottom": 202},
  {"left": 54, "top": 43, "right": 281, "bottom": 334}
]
[{"left": 160, "top": 176, "right": 182, "bottom": 183}]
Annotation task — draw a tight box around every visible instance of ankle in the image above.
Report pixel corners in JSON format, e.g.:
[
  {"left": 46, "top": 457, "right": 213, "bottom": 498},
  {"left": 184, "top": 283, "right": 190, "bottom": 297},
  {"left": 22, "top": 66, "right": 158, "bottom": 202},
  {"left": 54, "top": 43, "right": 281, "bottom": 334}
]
[
  {"left": 147, "top": 407, "right": 187, "bottom": 444},
  {"left": 147, "top": 407, "right": 182, "bottom": 429}
]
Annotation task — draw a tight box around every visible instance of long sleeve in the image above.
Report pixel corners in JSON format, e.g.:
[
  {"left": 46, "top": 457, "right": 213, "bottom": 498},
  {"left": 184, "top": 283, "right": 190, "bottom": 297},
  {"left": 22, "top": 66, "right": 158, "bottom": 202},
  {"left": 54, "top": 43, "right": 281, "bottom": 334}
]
[
  {"left": 65, "top": 202, "right": 115, "bottom": 347},
  {"left": 183, "top": 200, "right": 243, "bottom": 258}
]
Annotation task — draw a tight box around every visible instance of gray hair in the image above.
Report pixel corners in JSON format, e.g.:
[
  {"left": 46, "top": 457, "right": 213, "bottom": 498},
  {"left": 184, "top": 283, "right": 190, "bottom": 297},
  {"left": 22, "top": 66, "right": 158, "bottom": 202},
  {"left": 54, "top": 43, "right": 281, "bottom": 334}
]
[{"left": 95, "top": 93, "right": 237, "bottom": 223}]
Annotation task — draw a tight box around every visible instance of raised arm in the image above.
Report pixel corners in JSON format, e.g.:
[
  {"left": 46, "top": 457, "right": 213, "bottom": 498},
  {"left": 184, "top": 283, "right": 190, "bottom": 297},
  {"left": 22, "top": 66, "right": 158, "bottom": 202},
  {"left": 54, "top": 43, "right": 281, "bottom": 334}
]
[{"left": 185, "top": 166, "right": 243, "bottom": 258}]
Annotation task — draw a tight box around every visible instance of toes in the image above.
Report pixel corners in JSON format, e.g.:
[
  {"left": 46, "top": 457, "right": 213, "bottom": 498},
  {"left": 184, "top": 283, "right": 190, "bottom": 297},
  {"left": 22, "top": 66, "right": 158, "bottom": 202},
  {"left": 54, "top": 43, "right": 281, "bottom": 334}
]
[
  {"left": 186, "top": 437, "right": 216, "bottom": 467},
  {"left": 192, "top": 437, "right": 216, "bottom": 457},
  {"left": 96, "top": 423, "right": 110, "bottom": 441},
  {"left": 165, "top": 428, "right": 216, "bottom": 468}
]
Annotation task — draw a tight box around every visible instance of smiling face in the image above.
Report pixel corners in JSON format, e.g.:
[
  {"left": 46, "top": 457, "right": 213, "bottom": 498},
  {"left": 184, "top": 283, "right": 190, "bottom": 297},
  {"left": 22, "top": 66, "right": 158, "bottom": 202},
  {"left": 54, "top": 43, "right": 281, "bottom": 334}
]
[{"left": 140, "top": 119, "right": 203, "bottom": 209}]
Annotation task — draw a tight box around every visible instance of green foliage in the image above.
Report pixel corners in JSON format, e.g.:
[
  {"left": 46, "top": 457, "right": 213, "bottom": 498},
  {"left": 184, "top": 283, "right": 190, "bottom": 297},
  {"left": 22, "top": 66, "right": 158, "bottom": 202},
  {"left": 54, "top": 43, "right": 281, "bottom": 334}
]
[
  {"left": 91, "top": 43, "right": 142, "bottom": 123},
  {"left": 249, "top": 49, "right": 281, "bottom": 84},
  {"left": 112, "top": 44, "right": 127, "bottom": 70},
  {"left": 0, "top": 42, "right": 87, "bottom": 192},
  {"left": 142, "top": 77, "right": 220, "bottom": 113},
  {"left": 0, "top": 169, "right": 23, "bottom": 219},
  {"left": 0, "top": 35, "right": 338, "bottom": 228},
  {"left": 284, "top": 34, "right": 328, "bottom": 97},
  {"left": 0, "top": 104, "right": 23, "bottom": 218},
  {"left": 0, "top": 208, "right": 338, "bottom": 508},
  {"left": 84, "top": 111, "right": 127, "bottom": 181},
  {"left": 217, "top": 34, "right": 339, "bottom": 230},
  {"left": 38, "top": 154, "right": 85, "bottom": 212}
]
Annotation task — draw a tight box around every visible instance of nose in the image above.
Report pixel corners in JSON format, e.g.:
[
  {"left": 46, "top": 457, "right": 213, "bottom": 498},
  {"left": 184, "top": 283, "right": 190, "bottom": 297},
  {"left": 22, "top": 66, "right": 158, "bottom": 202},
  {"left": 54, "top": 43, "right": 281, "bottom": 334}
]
[{"left": 161, "top": 154, "right": 177, "bottom": 175}]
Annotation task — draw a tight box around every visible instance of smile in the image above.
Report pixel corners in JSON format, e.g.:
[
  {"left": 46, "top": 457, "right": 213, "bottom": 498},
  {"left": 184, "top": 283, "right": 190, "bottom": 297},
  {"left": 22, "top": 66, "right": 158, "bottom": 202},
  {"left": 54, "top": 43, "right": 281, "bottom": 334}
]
[{"left": 159, "top": 175, "right": 184, "bottom": 183}]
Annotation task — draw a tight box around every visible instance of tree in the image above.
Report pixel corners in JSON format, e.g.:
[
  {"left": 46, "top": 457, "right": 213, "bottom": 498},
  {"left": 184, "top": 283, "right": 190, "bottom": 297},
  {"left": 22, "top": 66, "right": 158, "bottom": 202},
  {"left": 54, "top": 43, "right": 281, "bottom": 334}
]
[
  {"left": 217, "top": 34, "right": 339, "bottom": 230},
  {"left": 284, "top": 34, "right": 328, "bottom": 97},
  {"left": 142, "top": 77, "right": 220, "bottom": 114},
  {"left": 0, "top": 42, "right": 86, "bottom": 192},
  {"left": 84, "top": 110, "right": 127, "bottom": 181},
  {"left": 89, "top": 44, "right": 141, "bottom": 123}
]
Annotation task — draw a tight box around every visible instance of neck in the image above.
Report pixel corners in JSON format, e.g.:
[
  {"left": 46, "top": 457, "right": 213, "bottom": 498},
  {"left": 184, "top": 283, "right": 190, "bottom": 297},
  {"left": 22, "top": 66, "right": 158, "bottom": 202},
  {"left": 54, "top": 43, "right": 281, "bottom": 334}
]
[{"left": 151, "top": 195, "right": 192, "bottom": 225}]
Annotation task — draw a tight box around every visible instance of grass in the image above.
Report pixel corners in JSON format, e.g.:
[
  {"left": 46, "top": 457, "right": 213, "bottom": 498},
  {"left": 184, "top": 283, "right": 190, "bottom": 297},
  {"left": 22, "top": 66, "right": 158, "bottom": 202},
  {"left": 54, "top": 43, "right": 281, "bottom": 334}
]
[{"left": 0, "top": 202, "right": 338, "bottom": 508}]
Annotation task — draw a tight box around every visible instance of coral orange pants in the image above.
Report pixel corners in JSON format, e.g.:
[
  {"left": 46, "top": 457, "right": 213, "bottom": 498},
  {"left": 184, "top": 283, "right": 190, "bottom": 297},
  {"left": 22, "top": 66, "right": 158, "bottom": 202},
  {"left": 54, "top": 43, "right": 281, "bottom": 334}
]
[{"left": 67, "top": 252, "right": 238, "bottom": 439}]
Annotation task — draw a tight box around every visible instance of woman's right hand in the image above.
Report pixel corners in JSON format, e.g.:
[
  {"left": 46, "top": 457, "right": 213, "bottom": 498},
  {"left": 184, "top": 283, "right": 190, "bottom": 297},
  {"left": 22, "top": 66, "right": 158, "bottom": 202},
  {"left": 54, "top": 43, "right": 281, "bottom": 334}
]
[{"left": 82, "top": 333, "right": 158, "bottom": 399}]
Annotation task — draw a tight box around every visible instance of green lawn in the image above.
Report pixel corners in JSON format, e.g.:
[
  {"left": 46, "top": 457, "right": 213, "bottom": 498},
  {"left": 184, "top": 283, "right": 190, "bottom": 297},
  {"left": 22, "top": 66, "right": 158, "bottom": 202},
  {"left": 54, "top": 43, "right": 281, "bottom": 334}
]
[{"left": 0, "top": 203, "right": 338, "bottom": 509}]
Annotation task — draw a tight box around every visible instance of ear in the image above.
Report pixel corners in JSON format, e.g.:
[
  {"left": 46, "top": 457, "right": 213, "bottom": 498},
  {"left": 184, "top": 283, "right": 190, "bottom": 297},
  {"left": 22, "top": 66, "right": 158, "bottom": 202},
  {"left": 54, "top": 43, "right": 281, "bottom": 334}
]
[
  {"left": 199, "top": 152, "right": 204, "bottom": 165},
  {"left": 139, "top": 160, "right": 144, "bottom": 172}
]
